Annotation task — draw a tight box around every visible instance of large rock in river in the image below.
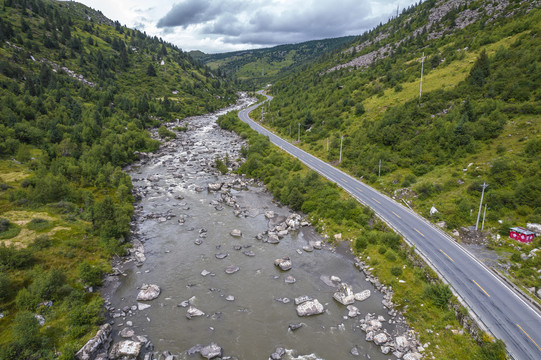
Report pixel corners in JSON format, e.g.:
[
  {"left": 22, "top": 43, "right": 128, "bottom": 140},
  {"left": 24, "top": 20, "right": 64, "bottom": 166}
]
[
  {"left": 333, "top": 283, "right": 355, "bottom": 305},
  {"left": 274, "top": 256, "right": 292, "bottom": 271},
  {"left": 108, "top": 340, "right": 142, "bottom": 359},
  {"left": 230, "top": 229, "right": 242, "bottom": 237},
  {"left": 354, "top": 289, "right": 371, "bottom": 302},
  {"left": 296, "top": 299, "right": 325, "bottom": 316},
  {"left": 200, "top": 342, "right": 222, "bottom": 359},
  {"left": 136, "top": 284, "right": 160, "bottom": 301},
  {"left": 75, "top": 323, "right": 112, "bottom": 360}
]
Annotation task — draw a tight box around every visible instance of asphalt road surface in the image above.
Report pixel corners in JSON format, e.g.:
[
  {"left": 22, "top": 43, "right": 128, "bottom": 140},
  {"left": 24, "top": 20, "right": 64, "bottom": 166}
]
[{"left": 238, "top": 93, "right": 541, "bottom": 360}]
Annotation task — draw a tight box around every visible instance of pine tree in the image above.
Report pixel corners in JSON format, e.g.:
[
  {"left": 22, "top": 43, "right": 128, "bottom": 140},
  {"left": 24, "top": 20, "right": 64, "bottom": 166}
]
[
  {"left": 146, "top": 63, "right": 156, "bottom": 77},
  {"left": 469, "top": 50, "right": 490, "bottom": 86}
]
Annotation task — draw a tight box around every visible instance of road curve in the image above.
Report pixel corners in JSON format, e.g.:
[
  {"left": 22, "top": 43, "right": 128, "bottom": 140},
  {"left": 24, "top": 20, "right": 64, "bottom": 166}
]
[{"left": 238, "top": 93, "right": 541, "bottom": 360}]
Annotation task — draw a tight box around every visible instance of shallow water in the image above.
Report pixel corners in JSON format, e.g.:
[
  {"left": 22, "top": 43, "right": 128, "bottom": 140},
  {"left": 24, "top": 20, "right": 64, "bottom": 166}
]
[{"left": 109, "top": 96, "right": 394, "bottom": 359}]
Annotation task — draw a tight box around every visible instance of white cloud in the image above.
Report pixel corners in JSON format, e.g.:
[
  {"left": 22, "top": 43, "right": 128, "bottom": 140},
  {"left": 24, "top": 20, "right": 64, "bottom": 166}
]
[{"left": 71, "top": 0, "right": 418, "bottom": 53}]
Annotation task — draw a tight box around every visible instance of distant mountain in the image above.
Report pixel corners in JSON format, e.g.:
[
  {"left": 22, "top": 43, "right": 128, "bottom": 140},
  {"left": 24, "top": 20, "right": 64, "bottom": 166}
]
[
  {"left": 256, "top": 0, "right": 540, "bottom": 293},
  {"left": 199, "top": 36, "right": 358, "bottom": 88},
  {"left": 0, "top": 0, "right": 235, "bottom": 358}
]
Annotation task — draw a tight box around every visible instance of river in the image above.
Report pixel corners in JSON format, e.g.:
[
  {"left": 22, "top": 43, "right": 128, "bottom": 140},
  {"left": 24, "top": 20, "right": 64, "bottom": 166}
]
[{"left": 103, "top": 94, "right": 400, "bottom": 360}]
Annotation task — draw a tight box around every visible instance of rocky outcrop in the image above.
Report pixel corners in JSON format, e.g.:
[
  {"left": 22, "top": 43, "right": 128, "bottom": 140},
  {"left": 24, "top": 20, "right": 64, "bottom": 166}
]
[
  {"left": 296, "top": 298, "right": 325, "bottom": 316},
  {"left": 136, "top": 284, "right": 160, "bottom": 301},
  {"left": 333, "top": 282, "right": 355, "bottom": 305},
  {"left": 75, "top": 323, "right": 112, "bottom": 360},
  {"left": 274, "top": 256, "right": 292, "bottom": 271},
  {"left": 108, "top": 340, "right": 142, "bottom": 359},
  {"left": 200, "top": 343, "right": 223, "bottom": 359}
]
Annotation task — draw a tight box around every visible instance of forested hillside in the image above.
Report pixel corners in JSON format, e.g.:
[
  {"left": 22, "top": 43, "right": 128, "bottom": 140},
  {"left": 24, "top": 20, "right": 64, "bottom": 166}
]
[
  {"left": 0, "top": 0, "right": 235, "bottom": 358},
  {"left": 251, "top": 0, "right": 541, "bottom": 293},
  {"left": 195, "top": 36, "right": 357, "bottom": 89}
]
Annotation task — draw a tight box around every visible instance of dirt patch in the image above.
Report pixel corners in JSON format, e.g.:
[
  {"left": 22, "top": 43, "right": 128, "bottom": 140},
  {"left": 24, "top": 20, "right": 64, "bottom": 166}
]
[
  {"left": 1, "top": 228, "right": 36, "bottom": 248},
  {"left": 2, "top": 211, "right": 57, "bottom": 226},
  {"left": 0, "top": 170, "right": 30, "bottom": 183},
  {"left": 49, "top": 226, "right": 71, "bottom": 234}
]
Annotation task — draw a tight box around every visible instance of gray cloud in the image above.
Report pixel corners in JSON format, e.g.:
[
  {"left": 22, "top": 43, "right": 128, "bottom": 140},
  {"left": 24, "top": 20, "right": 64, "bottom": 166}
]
[
  {"left": 155, "top": 0, "right": 413, "bottom": 50},
  {"left": 157, "top": 0, "right": 215, "bottom": 28}
]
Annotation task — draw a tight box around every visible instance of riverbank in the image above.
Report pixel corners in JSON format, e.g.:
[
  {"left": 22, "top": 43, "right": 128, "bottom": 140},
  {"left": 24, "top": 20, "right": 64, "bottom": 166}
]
[{"left": 74, "top": 94, "right": 428, "bottom": 360}]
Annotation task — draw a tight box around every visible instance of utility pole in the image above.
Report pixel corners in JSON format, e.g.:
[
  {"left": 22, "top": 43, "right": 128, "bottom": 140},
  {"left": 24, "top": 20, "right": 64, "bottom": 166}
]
[
  {"left": 481, "top": 204, "right": 487, "bottom": 231},
  {"left": 475, "top": 182, "right": 488, "bottom": 231},
  {"left": 298, "top": 123, "right": 300, "bottom": 142},
  {"left": 419, "top": 52, "right": 425, "bottom": 100},
  {"left": 339, "top": 136, "right": 343, "bottom": 163},
  {"left": 378, "top": 159, "right": 382, "bottom": 177}
]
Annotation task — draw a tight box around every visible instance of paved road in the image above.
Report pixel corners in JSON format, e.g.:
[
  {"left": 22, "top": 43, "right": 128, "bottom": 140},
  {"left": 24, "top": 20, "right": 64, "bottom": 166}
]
[{"left": 238, "top": 93, "right": 541, "bottom": 360}]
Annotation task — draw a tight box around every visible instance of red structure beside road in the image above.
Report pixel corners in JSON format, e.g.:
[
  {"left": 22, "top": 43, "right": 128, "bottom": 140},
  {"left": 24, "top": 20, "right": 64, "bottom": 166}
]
[{"left": 509, "top": 227, "right": 535, "bottom": 243}]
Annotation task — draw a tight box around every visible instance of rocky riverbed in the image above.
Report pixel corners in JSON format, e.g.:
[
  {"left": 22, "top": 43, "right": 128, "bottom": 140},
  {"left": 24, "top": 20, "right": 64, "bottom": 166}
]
[{"left": 81, "top": 94, "right": 423, "bottom": 360}]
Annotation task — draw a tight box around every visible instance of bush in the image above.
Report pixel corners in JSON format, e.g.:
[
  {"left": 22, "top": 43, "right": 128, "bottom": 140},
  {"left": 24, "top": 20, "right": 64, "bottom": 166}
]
[
  {"left": 378, "top": 246, "right": 387, "bottom": 255},
  {"left": 391, "top": 266, "right": 403, "bottom": 276},
  {"left": 381, "top": 232, "right": 401, "bottom": 250},
  {"left": 0, "top": 244, "right": 34, "bottom": 269},
  {"left": 423, "top": 283, "right": 453, "bottom": 308},
  {"left": 31, "top": 235, "right": 52, "bottom": 249},
  {"left": 214, "top": 157, "right": 228, "bottom": 174},
  {"left": 12, "top": 311, "right": 41, "bottom": 349},
  {"left": 27, "top": 218, "right": 53, "bottom": 232},
  {"left": 67, "top": 297, "right": 103, "bottom": 327},
  {"left": 157, "top": 126, "right": 176, "bottom": 140},
  {"left": 355, "top": 237, "right": 368, "bottom": 252},
  {"left": 78, "top": 262, "right": 103, "bottom": 287},
  {"left": 386, "top": 250, "right": 397, "bottom": 261},
  {"left": 0, "top": 218, "right": 21, "bottom": 239},
  {"left": 0, "top": 272, "right": 11, "bottom": 302}
]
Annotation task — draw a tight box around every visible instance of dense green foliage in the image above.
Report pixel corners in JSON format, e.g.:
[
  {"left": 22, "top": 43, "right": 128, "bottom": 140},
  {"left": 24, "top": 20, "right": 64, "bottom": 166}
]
[
  {"left": 0, "top": 0, "right": 236, "bottom": 357},
  {"left": 251, "top": 1, "right": 540, "bottom": 291},
  {"left": 198, "top": 36, "right": 357, "bottom": 89}
]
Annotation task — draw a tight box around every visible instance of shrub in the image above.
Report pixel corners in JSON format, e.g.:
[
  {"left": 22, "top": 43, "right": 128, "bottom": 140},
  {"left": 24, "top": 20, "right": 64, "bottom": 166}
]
[
  {"left": 355, "top": 237, "right": 368, "bottom": 252},
  {"left": 78, "top": 262, "right": 103, "bottom": 287},
  {"left": 386, "top": 250, "right": 397, "bottom": 262},
  {"left": 381, "top": 232, "right": 401, "bottom": 250},
  {"left": 16, "top": 287, "right": 39, "bottom": 311},
  {"left": 12, "top": 311, "right": 41, "bottom": 349},
  {"left": 378, "top": 246, "right": 387, "bottom": 255},
  {"left": 391, "top": 266, "right": 403, "bottom": 276},
  {"left": 0, "top": 218, "right": 21, "bottom": 239},
  {"left": 0, "top": 272, "right": 11, "bottom": 302},
  {"left": 27, "top": 218, "right": 52, "bottom": 231},
  {"left": 67, "top": 297, "right": 104, "bottom": 327},
  {"left": 423, "top": 283, "right": 453, "bottom": 308},
  {"left": 0, "top": 244, "right": 34, "bottom": 269},
  {"left": 31, "top": 235, "right": 52, "bottom": 250},
  {"left": 157, "top": 126, "right": 176, "bottom": 140},
  {"left": 214, "top": 157, "right": 228, "bottom": 174}
]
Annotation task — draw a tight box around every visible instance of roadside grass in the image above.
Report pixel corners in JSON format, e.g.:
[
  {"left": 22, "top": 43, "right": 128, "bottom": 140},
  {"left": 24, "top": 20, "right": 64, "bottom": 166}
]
[{"left": 359, "top": 244, "right": 488, "bottom": 359}]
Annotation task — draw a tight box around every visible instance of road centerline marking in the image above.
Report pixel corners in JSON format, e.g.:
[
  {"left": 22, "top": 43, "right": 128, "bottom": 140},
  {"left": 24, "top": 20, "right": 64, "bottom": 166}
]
[
  {"left": 439, "top": 249, "right": 455, "bottom": 263},
  {"left": 392, "top": 211, "right": 401, "bottom": 219},
  {"left": 371, "top": 197, "right": 381, "bottom": 204},
  {"left": 472, "top": 279, "right": 490, "bottom": 297},
  {"left": 413, "top": 228, "right": 425, "bottom": 237},
  {"left": 516, "top": 323, "right": 541, "bottom": 352},
  {"left": 356, "top": 187, "right": 363, "bottom": 192}
]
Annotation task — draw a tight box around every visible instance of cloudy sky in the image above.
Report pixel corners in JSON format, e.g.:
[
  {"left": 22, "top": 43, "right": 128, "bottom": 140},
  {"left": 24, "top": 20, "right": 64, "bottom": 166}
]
[{"left": 73, "top": 0, "right": 418, "bottom": 53}]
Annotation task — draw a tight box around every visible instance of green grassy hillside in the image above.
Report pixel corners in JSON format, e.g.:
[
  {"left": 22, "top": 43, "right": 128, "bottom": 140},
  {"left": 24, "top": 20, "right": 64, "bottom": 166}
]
[
  {"left": 255, "top": 0, "right": 541, "bottom": 294},
  {"left": 0, "top": 0, "right": 235, "bottom": 358},
  {"left": 196, "top": 36, "right": 357, "bottom": 89}
]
